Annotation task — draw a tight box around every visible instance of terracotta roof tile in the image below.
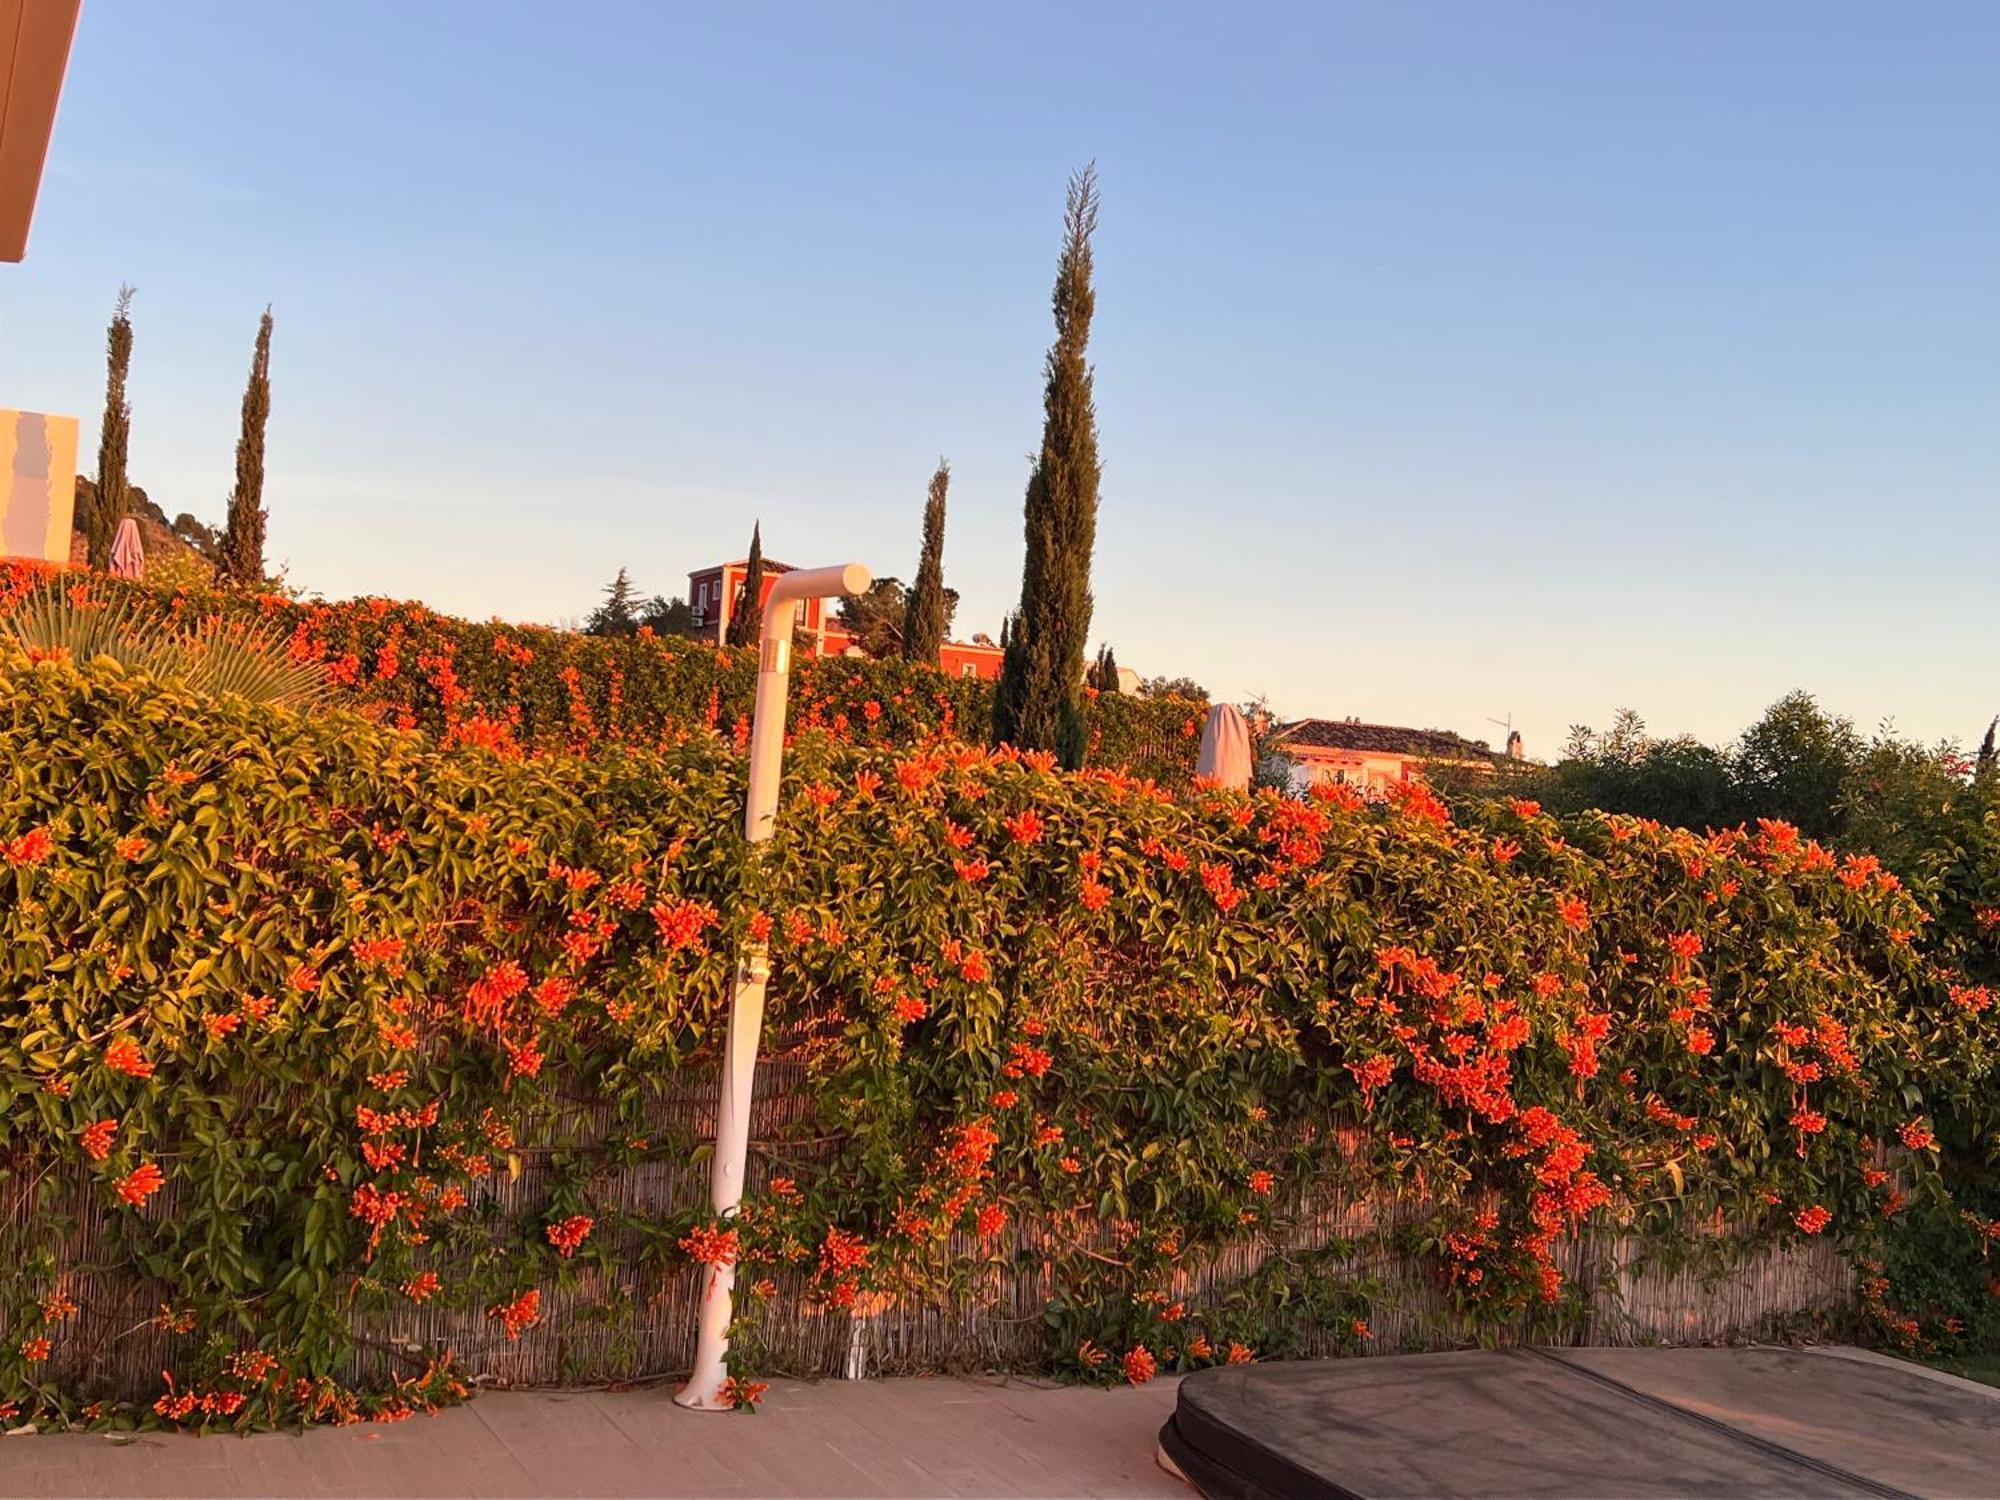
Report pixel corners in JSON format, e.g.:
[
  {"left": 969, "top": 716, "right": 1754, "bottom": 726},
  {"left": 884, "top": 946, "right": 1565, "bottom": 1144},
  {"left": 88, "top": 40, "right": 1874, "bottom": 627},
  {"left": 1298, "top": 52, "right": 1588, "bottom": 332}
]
[
  {"left": 1273, "top": 719, "right": 1493, "bottom": 759},
  {"left": 690, "top": 558, "right": 801, "bottom": 575}
]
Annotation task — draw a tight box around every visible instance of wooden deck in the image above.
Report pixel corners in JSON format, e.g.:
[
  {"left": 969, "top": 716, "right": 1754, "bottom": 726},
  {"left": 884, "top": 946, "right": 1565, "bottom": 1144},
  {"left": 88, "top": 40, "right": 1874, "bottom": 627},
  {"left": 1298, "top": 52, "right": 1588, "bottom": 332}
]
[{"left": 2, "top": 1375, "right": 1185, "bottom": 1499}]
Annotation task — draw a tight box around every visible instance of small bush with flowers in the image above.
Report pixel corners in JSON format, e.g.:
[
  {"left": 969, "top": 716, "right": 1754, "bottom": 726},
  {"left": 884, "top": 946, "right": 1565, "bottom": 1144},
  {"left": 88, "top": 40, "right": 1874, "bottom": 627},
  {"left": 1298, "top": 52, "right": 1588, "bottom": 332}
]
[{"left": 1, "top": 643, "right": 1996, "bottom": 1430}]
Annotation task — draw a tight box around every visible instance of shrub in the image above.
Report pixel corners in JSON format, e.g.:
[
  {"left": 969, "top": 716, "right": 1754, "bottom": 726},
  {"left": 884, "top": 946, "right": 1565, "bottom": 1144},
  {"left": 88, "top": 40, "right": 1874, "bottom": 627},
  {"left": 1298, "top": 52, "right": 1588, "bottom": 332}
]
[
  {"left": 0, "top": 561, "right": 1205, "bottom": 784},
  {"left": 139, "top": 547, "right": 215, "bottom": 596},
  {"left": 1, "top": 652, "right": 1994, "bottom": 1427}
]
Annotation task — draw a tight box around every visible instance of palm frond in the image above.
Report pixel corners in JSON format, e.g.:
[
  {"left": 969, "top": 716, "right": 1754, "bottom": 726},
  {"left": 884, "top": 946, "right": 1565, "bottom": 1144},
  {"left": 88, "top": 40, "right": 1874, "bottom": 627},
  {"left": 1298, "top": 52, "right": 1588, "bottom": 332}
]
[
  {"left": 5, "top": 586, "right": 148, "bottom": 667},
  {"left": 3, "top": 583, "right": 330, "bottom": 710}
]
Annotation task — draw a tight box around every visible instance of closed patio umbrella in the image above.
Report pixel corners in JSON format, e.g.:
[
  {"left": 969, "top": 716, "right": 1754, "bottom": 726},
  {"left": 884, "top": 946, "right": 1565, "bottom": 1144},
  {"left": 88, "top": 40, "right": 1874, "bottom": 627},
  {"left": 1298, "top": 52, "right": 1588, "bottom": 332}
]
[
  {"left": 108, "top": 517, "right": 145, "bottom": 579},
  {"left": 1196, "top": 702, "right": 1252, "bottom": 792}
]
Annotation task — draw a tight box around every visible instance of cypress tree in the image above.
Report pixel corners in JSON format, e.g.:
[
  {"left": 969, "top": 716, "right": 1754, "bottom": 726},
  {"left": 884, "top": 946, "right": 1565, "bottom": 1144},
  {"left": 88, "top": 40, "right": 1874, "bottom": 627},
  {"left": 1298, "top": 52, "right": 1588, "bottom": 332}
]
[
  {"left": 726, "top": 522, "right": 765, "bottom": 647},
  {"left": 993, "top": 166, "right": 1102, "bottom": 767},
  {"left": 1089, "top": 643, "right": 1119, "bottom": 693},
  {"left": 88, "top": 286, "right": 136, "bottom": 568},
  {"left": 902, "top": 459, "right": 950, "bottom": 665},
  {"left": 1978, "top": 717, "right": 1997, "bottom": 781},
  {"left": 218, "top": 307, "right": 274, "bottom": 586}
]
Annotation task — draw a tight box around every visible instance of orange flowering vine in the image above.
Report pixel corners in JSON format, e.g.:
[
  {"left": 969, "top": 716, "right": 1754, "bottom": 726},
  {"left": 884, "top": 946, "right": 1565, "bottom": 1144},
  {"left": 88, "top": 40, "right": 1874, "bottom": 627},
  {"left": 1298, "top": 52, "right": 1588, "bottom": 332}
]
[
  {"left": 78, "top": 1117, "right": 118, "bottom": 1161},
  {"left": 116, "top": 1162, "right": 166, "bottom": 1206},
  {"left": 102, "top": 1037, "right": 153, "bottom": 1079}
]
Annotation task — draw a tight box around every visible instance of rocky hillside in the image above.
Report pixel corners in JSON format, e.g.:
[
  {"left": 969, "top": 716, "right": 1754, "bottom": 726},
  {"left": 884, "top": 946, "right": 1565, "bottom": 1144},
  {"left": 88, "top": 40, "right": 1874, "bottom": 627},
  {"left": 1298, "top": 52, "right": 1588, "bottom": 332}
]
[{"left": 68, "top": 476, "right": 218, "bottom": 578}]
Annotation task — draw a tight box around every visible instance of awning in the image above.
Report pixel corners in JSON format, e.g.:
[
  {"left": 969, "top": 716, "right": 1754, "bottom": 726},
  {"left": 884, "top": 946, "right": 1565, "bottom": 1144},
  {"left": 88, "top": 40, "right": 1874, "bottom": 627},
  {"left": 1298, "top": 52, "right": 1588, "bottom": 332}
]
[{"left": 0, "top": 0, "right": 82, "bottom": 263}]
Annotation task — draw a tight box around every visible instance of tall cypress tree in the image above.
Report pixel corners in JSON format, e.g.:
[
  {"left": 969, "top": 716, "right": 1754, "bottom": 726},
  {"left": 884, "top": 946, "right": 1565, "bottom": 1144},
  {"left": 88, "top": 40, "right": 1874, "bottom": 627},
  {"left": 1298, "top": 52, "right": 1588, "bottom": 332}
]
[
  {"left": 726, "top": 522, "right": 765, "bottom": 647},
  {"left": 1089, "top": 643, "right": 1119, "bottom": 693},
  {"left": 994, "top": 166, "right": 1102, "bottom": 766},
  {"left": 218, "top": 307, "right": 274, "bottom": 586},
  {"left": 87, "top": 286, "right": 136, "bottom": 568},
  {"left": 1978, "top": 717, "right": 1997, "bottom": 782},
  {"left": 902, "top": 459, "right": 950, "bottom": 665}
]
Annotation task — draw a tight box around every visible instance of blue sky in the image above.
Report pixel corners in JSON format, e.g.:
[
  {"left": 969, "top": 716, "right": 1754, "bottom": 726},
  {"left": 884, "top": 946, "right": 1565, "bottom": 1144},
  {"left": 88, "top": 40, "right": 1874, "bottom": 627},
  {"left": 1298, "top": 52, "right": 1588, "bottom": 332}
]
[{"left": 6, "top": 2, "right": 1997, "bottom": 755}]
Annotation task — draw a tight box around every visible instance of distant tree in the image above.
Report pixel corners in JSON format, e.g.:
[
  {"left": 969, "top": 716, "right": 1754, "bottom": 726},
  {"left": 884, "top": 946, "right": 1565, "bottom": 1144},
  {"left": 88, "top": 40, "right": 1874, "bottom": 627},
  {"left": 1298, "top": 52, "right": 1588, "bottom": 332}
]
[
  {"left": 171, "top": 512, "right": 223, "bottom": 562},
  {"left": 217, "top": 308, "right": 274, "bottom": 585},
  {"left": 1733, "top": 690, "right": 1862, "bottom": 841},
  {"left": 726, "top": 523, "right": 765, "bottom": 647},
  {"left": 87, "top": 286, "right": 136, "bottom": 568},
  {"left": 995, "top": 165, "right": 1102, "bottom": 768},
  {"left": 1978, "top": 717, "right": 1997, "bottom": 782},
  {"left": 839, "top": 576, "right": 908, "bottom": 657},
  {"left": 1529, "top": 695, "right": 1867, "bottom": 838},
  {"left": 1501, "top": 694, "right": 1991, "bottom": 878},
  {"left": 1139, "top": 674, "right": 1207, "bottom": 702},
  {"left": 1562, "top": 708, "right": 1652, "bottom": 768},
  {"left": 1841, "top": 732, "right": 1982, "bottom": 876},
  {"left": 1088, "top": 644, "right": 1119, "bottom": 693},
  {"left": 902, "top": 459, "right": 951, "bottom": 665},
  {"left": 640, "top": 594, "right": 697, "bottom": 636},
  {"left": 1520, "top": 710, "right": 1744, "bottom": 830},
  {"left": 586, "top": 568, "right": 642, "bottom": 636}
]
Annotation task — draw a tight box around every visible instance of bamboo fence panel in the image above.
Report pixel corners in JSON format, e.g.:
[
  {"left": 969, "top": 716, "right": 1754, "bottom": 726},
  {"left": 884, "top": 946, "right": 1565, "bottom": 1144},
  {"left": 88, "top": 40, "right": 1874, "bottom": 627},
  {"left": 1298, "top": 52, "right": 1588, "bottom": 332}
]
[{"left": 16, "top": 1063, "right": 1853, "bottom": 1400}]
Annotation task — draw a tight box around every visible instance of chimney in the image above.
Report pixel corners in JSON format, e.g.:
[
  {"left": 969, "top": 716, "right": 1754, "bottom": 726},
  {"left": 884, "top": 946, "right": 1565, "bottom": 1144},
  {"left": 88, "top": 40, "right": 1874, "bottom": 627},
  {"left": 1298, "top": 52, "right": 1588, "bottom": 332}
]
[{"left": 1506, "top": 730, "right": 1524, "bottom": 761}]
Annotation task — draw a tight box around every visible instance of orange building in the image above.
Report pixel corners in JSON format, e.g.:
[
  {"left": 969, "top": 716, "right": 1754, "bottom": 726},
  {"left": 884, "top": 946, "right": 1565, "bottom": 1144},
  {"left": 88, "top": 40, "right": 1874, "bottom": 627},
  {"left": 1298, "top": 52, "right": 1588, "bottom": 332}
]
[
  {"left": 938, "top": 637, "right": 1004, "bottom": 680},
  {"left": 687, "top": 557, "right": 841, "bottom": 653},
  {"left": 687, "top": 558, "right": 1004, "bottom": 678},
  {"left": 1270, "top": 718, "right": 1507, "bottom": 796}
]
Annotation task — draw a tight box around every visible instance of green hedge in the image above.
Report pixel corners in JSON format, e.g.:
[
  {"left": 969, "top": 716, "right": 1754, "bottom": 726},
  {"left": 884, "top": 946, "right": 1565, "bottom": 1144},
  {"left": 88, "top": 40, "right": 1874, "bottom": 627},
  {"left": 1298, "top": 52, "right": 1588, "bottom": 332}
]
[
  {"left": 2, "top": 649, "right": 1995, "bottom": 1426},
  {"left": 0, "top": 561, "right": 1205, "bottom": 784}
]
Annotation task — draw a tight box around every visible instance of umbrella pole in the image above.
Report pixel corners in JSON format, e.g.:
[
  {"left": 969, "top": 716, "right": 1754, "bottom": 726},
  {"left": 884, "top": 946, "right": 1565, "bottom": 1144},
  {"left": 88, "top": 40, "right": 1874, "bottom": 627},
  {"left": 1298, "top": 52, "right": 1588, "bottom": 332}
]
[{"left": 677, "top": 561, "right": 870, "bottom": 1412}]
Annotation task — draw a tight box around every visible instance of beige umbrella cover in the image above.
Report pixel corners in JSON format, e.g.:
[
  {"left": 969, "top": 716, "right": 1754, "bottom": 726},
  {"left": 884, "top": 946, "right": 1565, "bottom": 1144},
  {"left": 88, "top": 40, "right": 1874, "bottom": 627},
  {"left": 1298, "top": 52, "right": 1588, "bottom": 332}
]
[
  {"left": 108, "top": 517, "right": 145, "bottom": 579},
  {"left": 1196, "top": 702, "right": 1252, "bottom": 791}
]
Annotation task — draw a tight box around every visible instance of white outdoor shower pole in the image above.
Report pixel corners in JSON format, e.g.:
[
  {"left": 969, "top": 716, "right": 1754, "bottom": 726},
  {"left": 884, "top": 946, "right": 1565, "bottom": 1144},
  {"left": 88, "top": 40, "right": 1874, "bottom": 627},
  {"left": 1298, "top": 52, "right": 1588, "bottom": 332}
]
[{"left": 677, "top": 560, "right": 871, "bottom": 1412}]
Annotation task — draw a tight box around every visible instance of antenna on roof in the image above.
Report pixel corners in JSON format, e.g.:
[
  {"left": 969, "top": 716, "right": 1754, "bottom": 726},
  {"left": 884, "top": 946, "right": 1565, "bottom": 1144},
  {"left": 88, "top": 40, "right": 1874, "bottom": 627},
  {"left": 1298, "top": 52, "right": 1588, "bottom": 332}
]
[{"left": 1489, "top": 711, "right": 1524, "bottom": 761}]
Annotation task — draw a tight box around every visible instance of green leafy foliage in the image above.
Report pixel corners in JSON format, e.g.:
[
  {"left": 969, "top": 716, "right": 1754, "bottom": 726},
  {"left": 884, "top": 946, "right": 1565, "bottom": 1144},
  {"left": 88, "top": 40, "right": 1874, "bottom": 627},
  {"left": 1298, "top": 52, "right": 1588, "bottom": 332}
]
[
  {"left": 0, "top": 561, "right": 1204, "bottom": 786},
  {"left": 3, "top": 581, "right": 329, "bottom": 709},
  {"left": 1, "top": 649, "right": 1995, "bottom": 1429},
  {"left": 1519, "top": 696, "right": 1983, "bottom": 864},
  {"left": 837, "top": 576, "right": 910, "bottom": 657}
]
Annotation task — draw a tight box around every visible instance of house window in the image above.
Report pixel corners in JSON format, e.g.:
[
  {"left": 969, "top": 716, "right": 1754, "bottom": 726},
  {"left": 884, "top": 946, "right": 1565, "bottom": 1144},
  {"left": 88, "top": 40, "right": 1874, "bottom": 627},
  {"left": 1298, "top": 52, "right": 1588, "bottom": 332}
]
[{"left": 961, "top": 662, "right": 976, "bottom": 677}]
